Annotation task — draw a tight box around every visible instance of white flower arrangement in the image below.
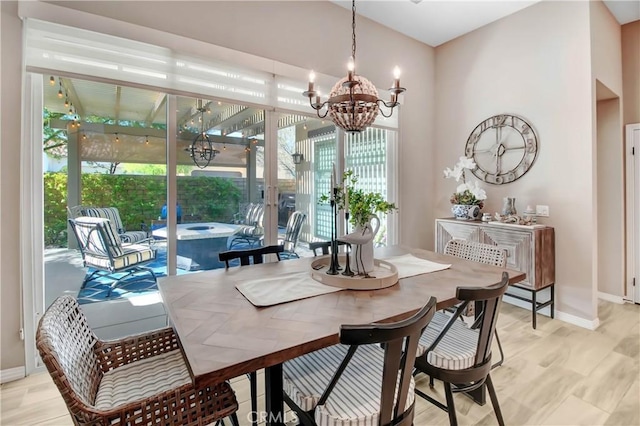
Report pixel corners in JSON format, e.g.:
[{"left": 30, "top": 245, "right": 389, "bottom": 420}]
[{"left": 443, "top": 156, "right": 487, "bottom": 207}]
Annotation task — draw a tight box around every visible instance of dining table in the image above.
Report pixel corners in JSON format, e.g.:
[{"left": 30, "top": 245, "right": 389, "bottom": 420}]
[{"left": 157, "top": 245, "right": 525, "bottom": 426}]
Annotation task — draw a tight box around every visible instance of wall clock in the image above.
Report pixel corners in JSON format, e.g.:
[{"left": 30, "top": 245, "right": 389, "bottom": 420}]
[{"left": 465, "top": 114, "right": 538, "bottom": 185}]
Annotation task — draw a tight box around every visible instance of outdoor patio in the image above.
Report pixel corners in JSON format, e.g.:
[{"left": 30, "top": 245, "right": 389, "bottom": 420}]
[{"left": 44, "top": 240, "right": 317, "bottom": 339}]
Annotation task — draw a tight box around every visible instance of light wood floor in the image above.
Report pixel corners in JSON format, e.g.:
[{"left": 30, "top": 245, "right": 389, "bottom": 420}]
[{"left": 1, "top": 300, "right": 638, "bottom": 425}]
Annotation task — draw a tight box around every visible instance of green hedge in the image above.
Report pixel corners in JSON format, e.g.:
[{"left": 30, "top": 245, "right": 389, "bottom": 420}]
[{"left": 44, "top": 173, "right": 242, "bottom": 247}]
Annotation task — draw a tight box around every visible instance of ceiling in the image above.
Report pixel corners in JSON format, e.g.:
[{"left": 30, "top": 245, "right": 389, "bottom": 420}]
[
  {"left": 44, "top": 77, "right": 272, "bottom": 166},
  {"left": 331, "top": 0, "right": 640, "bottom": 47}
]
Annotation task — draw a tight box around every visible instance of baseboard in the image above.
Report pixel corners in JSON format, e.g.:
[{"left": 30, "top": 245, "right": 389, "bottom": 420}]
[
  {"left": 597, "top": 292, "right": 625, "bottom": 304},
  {"left": 503, "top": 294, "right": 552, "bottom": 316},
  {"left": 555, "top": 311, "right": 600, "bottom": 330},
  {"left": 0, "top": 366, "right": 25, "bottom": 384},
  {"left": 502, "top": 292, "right": 601, "bottom": 330}
]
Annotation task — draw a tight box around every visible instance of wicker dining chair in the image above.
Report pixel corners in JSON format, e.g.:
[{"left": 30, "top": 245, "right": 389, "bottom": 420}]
[
  {"left": 36, "top": 296, "right": 240, "bottom": 426},
  {"left": 444, "top": 239, "right": 507, "bottom": 368}
]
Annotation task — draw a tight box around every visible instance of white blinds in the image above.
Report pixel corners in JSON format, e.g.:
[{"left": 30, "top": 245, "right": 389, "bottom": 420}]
[
  {"left": 24, "top": 18, "right": 398, "bottom": 128},
  {"left": 24, "top": 19, "right": 272, "bottom": 107}
]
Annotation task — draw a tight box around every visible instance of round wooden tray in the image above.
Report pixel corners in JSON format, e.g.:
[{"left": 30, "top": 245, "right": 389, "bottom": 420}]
[{"left": 311, "top": 255, "right": 399, "bottom": 290}]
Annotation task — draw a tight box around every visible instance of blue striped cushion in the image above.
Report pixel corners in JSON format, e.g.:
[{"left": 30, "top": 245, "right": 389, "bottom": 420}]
[
  {"left": 283, "top": 344, "right": 415, "bottom": 425},
  {"left": 83, "top": 207, "right": 125, "bottom": 238},
  {"left": 85, "top": 243, "right": 154, "bottom": 271},
  {"left": 94, "top": 350, "right": 189, "bottom": 410},
  {"left": 74, "top": 217, "right": 123, "bottom": 258},
  {"left": 120, "top": 231, "right": 148, "bottom": 244},
  {"left": 417, "top": 311, "right": 479, "bottom": 370}
]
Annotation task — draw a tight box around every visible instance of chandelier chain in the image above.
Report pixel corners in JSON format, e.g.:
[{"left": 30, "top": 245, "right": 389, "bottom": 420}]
[{"left": 351, "top": 0, "right": 356, "bottom": 64}]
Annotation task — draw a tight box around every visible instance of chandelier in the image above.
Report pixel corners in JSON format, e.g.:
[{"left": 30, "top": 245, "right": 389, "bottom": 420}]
[
  {"left": 186, "top": 99, "right": 219, "bottom": 169},
  {"left": 303, "top": 0, "right": 406, "bottom": 134}
]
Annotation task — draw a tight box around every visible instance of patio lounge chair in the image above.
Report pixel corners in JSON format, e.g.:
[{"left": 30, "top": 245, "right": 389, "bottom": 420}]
[
  {"left": 69, "top": 216, "right": 157, "bottom": 298},
  {"left": 228, "top": 203, "right": 265, "bottom": 249},
  {"left": 279, "top": 211, "right": 306, "bottom": 259},
  {"left": 68, "top": 205, "right": 148, "bottom": 244}
]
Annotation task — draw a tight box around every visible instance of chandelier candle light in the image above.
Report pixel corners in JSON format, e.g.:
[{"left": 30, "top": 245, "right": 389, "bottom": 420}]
[{"left": 302, "top": 0, "right": 406, "bottom": 134}]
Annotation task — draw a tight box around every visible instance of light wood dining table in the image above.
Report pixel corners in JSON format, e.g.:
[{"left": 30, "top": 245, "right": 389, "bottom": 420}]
[{"left": 158, "top": 245, "right": 525, "bottom": 426}]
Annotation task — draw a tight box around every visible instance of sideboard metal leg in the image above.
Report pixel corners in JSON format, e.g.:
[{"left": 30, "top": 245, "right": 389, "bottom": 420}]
[{"left": 532, "top": 290, "right": 537, "bottom": 329}]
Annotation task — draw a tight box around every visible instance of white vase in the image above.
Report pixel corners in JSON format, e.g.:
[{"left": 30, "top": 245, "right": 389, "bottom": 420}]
[{"left": 339, "top": 214, "right": 380, "bottom": 274}]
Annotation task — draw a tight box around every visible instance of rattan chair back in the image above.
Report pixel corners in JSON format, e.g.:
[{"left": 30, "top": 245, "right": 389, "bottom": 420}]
[
  {"left": 36, "top": 297, "right": 103, "bottom": 413},
  {"left": 36, "top": 296, "right": 240, "bottom": 426}
]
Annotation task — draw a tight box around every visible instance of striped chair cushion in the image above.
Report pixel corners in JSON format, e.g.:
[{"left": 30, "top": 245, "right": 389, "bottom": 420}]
[
  {"left": 120, "top": 230, "right": 149, "bottom": 244},
  {"left": 417, "top": 311, "right": 479, "bottom": 370},
  {"left": 283, "top": 344, "right": 415, "bottom": 426},
  {"left": 83, "top": 207, "right": 125, "bottom": 237},
  {"left": 83, "top": 207, "right": 148, "bottom": 244},
  {"left": 74, "top": 217, "right": 124, "bottom": 258},
  {"left": 85, "top": 243, "right": 154, "bottom": 272},
  {"left": 94, "top": 350, "right": 190, "bottom": 410},
  {"left": 235, "top": 225, "right": 264, "bottom": 237}
]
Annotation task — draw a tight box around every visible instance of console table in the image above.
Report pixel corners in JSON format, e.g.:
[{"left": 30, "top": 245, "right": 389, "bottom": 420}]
[{"left": 435, "top": 218, "right": 555, "bottom": 328}]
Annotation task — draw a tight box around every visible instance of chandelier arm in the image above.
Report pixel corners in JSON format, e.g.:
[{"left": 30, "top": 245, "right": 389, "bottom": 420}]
[
  {"left": 375, "top": 100, "right": 398, "bottom": 118},
  {"left": 308, "top": 98, "right": 330, "bottom": 118},
  {"left": 377, "top": 99, "right": 401, "bottom": 109},
  {"left": 315, "top": 108, "right": 330, "bottom": 119}
]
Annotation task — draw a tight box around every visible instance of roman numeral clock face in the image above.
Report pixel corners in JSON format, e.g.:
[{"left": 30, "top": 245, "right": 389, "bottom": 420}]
[{"left": 465, "top": 114, "right": 539, "bottom": 184}]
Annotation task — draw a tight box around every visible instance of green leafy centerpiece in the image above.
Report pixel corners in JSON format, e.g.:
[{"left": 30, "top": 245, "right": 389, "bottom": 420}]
[{"left": 321, "top": 170, "right": 397, "bottom": 274}]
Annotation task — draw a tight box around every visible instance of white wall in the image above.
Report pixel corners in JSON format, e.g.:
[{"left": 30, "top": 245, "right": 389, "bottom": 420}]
[
  {"left": 622, "top": 21, "right": 640, "bottom": 125},
  {"left": 596, "top": 96, "right": 624, "bottom": 298},
  {"left": 435, "top": 1, "right": 596, "bottom": 321},
  {"left": 590, "top": 1, "right": 624, "bottom": 300},
  {"left": 1, "top": 0, "right": 26, "bottom": 371}
]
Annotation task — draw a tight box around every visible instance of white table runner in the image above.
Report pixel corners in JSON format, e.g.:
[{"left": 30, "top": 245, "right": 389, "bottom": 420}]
[
  {"left": 236, "top": 255, "right": 450, "bottom": 307},
  {"left": 236, "top": 271, "right": 343, "bottom": 307},
  {"left": 385, "top": 254, "right": 451, "bottom": 279}
]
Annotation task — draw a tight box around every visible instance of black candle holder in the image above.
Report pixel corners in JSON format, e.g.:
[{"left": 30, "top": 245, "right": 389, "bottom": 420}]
[
  {"left": 326, "top": 190, "right": 341, "bottom": 275},
  {"left": 342, "top": 212, "right": 354, "bottom": 277}
]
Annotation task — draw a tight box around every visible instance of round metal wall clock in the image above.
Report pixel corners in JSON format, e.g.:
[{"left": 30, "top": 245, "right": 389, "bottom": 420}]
[{"left": 464, "top": 114, "right": 538, "bottom": 185}]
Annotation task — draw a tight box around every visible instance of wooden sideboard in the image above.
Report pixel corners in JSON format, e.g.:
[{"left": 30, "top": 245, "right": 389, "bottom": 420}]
[{"left": 435, "top": 218, "right": 555, "bottom": 328}]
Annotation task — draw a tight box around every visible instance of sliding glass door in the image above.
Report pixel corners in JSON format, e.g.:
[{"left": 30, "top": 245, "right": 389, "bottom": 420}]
[
  {"left": 43, "top": 75, "right": 168, "bottom": 339},
  {"left": 170, "top": 96, "right": 265, "bottom": 271}
]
